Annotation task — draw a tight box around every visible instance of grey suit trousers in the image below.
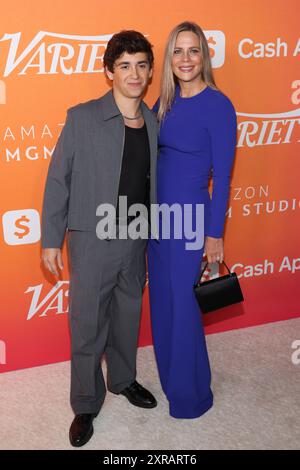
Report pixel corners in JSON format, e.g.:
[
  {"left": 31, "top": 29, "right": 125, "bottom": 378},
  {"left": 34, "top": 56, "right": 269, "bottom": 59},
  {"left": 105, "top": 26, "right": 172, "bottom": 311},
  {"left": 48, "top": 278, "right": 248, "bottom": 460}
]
[{"left": 67, "top": 228, "right": 147, "bottom": 415}]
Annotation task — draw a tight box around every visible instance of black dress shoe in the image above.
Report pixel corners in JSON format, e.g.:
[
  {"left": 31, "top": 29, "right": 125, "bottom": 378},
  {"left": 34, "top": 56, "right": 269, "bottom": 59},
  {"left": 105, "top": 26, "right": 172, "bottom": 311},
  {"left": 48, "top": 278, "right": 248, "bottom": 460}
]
[
  {"left": 118, "top": 381, "right": 157, "bottom": 409},
  {"left": 69, "top": 412, "right": 98, "bottom": 447}
]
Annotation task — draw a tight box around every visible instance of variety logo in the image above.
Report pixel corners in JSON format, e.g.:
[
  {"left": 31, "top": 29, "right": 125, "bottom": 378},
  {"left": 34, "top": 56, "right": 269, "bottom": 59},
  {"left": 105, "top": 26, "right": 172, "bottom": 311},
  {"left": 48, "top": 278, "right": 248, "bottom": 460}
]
[
  {"left": 24, "top": 263, "right": 219, "bottom": 322},
  {"left": 236, "top": 108, "right": 300, "bottom": 147},
  {"left": 25, "top": 281, "right": 69, "bottom": 320},
  {"left": 0, "top": 30, "right": 225, "bottom": 78},
  {"left": 2, "top": 209, "right": 41, "bottom": 245},
  {"left": 0, "top": 31, "right": 113, "bottom": 77}
]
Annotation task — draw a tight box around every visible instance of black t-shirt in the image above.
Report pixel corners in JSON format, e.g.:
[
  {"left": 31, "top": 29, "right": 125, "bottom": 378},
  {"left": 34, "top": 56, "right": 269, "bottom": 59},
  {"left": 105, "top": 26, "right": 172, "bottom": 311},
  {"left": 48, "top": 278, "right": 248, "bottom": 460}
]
[{"left": 117, "top": 123, "right": 150, "bottom": 215}]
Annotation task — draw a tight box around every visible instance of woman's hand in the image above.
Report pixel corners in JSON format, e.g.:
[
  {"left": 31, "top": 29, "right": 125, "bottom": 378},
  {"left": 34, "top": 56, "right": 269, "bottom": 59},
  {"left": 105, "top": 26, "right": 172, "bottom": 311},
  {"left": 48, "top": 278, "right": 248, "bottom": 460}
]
[{"left": 204, "top": 236, "right": 224, "bottom": 264}]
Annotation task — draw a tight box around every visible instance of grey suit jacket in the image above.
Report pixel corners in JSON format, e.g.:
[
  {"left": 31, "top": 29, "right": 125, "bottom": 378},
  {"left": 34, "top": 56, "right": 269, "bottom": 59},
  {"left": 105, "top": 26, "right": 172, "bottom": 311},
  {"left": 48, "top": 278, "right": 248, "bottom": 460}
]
[{"left": 41, "top": 90, "right": 158, "bottom": 248}]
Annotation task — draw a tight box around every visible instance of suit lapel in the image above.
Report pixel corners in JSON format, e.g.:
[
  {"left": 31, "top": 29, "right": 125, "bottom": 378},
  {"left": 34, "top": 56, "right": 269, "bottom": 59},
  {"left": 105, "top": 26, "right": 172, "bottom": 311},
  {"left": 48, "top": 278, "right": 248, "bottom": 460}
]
[{"left": 142, "top": 103, "right": 157, "bottom": 177}]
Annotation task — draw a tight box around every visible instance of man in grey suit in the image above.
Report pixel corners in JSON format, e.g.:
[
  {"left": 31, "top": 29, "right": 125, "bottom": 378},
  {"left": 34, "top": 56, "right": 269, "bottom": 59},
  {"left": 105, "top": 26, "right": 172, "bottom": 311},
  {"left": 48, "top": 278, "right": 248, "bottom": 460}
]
[{"left": 41, "top": 31, "right": 157, "bottom": 447}]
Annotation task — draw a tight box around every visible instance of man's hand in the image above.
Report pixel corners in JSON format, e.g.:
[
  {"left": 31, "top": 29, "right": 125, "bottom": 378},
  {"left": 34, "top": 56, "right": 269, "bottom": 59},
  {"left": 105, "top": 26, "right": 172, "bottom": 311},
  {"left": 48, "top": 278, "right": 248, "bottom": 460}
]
[
  {"left": 204, "top": 237, "right": 224, "bottom": 264},
  {"left": 42, "top": 248, "right": 63, "bottom": 276}
]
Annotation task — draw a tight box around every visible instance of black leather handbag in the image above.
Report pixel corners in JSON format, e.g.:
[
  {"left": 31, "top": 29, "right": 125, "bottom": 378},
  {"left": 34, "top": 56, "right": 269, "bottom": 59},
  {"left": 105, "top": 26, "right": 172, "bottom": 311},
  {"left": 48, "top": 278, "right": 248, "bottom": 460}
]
[{"left": 193, "top": 261, "right": 244, "bottom": 314}]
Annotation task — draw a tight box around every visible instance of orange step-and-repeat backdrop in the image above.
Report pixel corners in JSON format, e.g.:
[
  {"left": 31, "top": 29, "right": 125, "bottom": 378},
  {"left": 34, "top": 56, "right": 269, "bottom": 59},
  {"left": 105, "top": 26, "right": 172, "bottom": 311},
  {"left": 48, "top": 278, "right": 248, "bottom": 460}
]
[{"left": 0, "top": 0, "right": 299, "bottom": 372}]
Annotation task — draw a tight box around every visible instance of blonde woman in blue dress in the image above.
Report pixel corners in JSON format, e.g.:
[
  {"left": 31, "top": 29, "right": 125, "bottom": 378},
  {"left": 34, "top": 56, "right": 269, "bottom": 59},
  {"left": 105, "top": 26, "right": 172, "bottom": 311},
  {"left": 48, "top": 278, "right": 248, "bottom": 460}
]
[{"left": 148, "top": 22, "right": 237, "bottom": 418}]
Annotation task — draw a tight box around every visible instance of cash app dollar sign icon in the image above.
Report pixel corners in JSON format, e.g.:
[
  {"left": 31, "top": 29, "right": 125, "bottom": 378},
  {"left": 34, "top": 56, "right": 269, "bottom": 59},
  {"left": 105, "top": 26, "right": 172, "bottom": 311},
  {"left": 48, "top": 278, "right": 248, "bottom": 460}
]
[
  {"left": 14, "top": 215, "right": 30, "bottom": 239},
  {"left": 207, "top": 37, "right": 216, "bottom": 58}
]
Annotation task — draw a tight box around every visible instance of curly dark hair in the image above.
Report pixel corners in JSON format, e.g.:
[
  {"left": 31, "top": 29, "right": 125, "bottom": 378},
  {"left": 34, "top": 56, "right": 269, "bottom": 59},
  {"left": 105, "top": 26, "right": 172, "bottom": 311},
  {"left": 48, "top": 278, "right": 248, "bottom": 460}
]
[{"left": 103, "top": 30, "right": 154, "bottom": 72}]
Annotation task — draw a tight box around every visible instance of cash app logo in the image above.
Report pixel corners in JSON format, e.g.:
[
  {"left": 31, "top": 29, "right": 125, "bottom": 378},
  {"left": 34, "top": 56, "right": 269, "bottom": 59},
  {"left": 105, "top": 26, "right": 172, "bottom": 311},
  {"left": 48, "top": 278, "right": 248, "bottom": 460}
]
[{"left": 2, "top": 209, "right": 41, "bottom": 245}]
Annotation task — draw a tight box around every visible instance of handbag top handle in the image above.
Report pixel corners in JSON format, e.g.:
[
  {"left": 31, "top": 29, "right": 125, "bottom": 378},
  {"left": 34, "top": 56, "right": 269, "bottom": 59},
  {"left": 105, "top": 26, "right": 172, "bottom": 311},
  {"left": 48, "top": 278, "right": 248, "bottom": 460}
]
[{"left": 195, "top": 261, "right": 233, "bottom": 287}]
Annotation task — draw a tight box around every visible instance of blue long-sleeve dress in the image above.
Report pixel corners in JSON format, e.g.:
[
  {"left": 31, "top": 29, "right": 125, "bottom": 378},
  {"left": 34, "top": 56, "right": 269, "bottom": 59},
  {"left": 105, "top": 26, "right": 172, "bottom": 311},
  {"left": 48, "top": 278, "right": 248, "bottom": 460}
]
[{"left": 148, "top": 85, "right": 237, "bottom": 419}]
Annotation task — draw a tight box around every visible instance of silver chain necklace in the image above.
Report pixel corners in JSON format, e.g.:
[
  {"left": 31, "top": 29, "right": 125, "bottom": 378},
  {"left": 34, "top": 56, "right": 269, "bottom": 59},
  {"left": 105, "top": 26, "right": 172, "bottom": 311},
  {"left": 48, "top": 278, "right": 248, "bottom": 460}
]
[{"left": 122, "top": 113, "right": 143, "bottom": 120}]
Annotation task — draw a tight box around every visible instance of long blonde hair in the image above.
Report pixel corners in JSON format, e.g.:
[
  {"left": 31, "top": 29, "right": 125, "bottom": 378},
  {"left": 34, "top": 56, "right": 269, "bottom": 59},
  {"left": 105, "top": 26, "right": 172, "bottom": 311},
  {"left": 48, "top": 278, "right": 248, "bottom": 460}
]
[{"left": 158, "top": 21, "right": 218, "bottom": 122}]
